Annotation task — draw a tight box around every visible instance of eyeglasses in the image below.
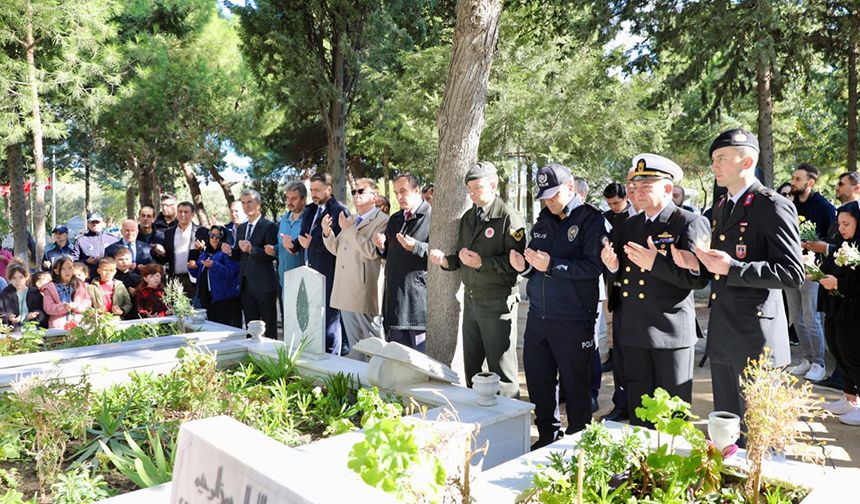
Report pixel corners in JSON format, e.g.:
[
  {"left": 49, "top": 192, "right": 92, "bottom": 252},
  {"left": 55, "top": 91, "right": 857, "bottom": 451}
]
[
  {"left": 351, "top": 188, "right": 373, "bottom": 196},
  {"left": 209, "top": 233, "right": 222, "bottom": 239}
]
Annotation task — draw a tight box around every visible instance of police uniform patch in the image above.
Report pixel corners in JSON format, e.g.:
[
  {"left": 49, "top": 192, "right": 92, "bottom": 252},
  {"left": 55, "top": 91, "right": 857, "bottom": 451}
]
[
  {"left": 736, "top": 244, "right": 747, "bottom": 259},
  {"left": 511, "top": 229, "right": 524, "bottom": 242},
  {"left": 538, "top": 173, "right": 548, "bottom": 186},
  {"left": 568, "top": 225, "right": 579, "bottom": 242},
  {"left": 484, "top": 227, "right": 495, "bottom": 239}
]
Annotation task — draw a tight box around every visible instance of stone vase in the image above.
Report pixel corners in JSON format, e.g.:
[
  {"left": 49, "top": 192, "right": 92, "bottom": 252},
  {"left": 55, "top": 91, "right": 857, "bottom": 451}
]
[
  {"left": 247, "top": 320, "right": 266, "bottom": 341},
  {"left": 708, "top": 411, "right": 741, "bottom": 451},
  {"left": 472, "top": 372, "right": 501, "bottom": 407}
]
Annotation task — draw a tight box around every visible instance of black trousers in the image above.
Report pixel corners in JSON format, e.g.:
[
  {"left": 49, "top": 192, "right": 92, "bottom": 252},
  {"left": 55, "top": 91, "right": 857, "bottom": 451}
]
[
  {"left": 523, "top": 314, "right": 595, "bottom": 441},
  {"left": 611, "top": 310, "right": 629, "bottom": 411},
  {"left": 622, "top": 345, "right": 695, "bottom": 427},
  {"left": 207, "top": 297, "right": 243, "bottom": 328},
  {"left": 240, "top": 284, "right": 278, "bottom": 339},
  {"left": 824, "top": 315, "right": 860, "bottom": 396},
  {"left": 711, "top": 362, "right": 746, "bottom": 418}
]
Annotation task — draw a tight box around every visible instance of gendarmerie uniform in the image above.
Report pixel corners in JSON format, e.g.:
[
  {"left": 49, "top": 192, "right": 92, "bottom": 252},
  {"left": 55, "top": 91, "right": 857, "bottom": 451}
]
[
  {"left": 705, "top": 129, "right": 803, "bottom": 417},
  {"left": 520, "top": 164, "right": 608, "bottom": 449},
  {"left": 607, "top": 154, "right": 710, "bottom": 426},
  {"left": 442, "top": 162, "right": 526, "bottom": 398}
]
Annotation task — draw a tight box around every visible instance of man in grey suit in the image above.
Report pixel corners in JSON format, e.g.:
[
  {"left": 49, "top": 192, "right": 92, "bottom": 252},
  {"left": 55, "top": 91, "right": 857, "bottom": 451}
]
[
  {"left": 322, "top": 178, "right": 389, "bottom": 358},
  {"left": 601, "top": 153, "right": 710, "bottom": 426},
  {"left": 674, "top": 129, "right": 803, "bottom": 419}
]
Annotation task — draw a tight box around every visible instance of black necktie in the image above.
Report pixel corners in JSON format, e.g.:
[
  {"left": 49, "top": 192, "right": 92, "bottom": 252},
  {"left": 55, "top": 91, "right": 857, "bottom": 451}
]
[
  {"left": 475, "top": 207, "right": 484, "bottom": 227},
  {"left": 245, "top": 223, "right": 254, "bottom": 240},
  {"left": 724, "top": 199, "right": 735, "bottom": 222}
]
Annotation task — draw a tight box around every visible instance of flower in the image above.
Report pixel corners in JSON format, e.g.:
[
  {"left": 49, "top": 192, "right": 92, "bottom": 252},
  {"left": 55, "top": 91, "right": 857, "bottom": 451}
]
[
  {"left": 835, "top": 242, "right": 860, "bottom": 269},
  {"left": 63, "top": 320, "right": 78, "bottom": 331},
  {"left": 798, "top": 218, "right": 818, "bottom": 242}
]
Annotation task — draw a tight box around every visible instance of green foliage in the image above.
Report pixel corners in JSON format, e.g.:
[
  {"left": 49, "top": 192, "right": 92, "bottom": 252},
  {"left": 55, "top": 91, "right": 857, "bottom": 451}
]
[
  {"left": 64, "top": 310, "right": 166, "bottom": 349},
  {"left": 71, "top": 392, "right": 143, "bottom": 468},
  {"left": 0, "top": 322, "right": 44, "bottom": 356},
  {"left": 99, "top": 429, "right": 173, "bottom": 489},
  {"left": 49, "top": 465, "right": 109, "bottom": 504},
  {"left": 163, "top": 277, "right": 194, "bottom": 321},
  {"left": 348, "top": 417, "right": 445, "bottom": 501},
  {"left": 245, "top": 339, "right": 306, "bottom": 383}
]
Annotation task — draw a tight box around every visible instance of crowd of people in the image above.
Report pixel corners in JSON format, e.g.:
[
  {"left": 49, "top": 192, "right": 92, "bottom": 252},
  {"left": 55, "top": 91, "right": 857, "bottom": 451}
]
[{"left": 2, "top": 127, "right": 858, "bottom": 450}]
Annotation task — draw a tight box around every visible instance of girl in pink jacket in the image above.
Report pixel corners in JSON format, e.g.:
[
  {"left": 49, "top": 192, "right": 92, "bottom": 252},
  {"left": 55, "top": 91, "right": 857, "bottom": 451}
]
[{"left": 41, "top": 256, "right": 92, "bottom": 329}]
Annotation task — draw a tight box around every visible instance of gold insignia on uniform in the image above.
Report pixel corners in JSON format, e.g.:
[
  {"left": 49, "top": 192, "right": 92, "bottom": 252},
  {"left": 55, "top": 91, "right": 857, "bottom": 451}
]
[
  {"left": 511, "top": 229, "right": 525, "bottom": 242},
  {"left": 636, "top": 159, "right": 646, "bottom": 172}
]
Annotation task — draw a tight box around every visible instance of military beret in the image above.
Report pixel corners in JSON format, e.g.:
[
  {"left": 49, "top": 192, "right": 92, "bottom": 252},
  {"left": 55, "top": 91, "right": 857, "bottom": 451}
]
[
  {"left": 629, "top": 153, "right": 683, "bottom": 183},
  {"left": 464, "top": 161, "right": 497, "bottom": 184},
  {"left": 536, "top": 163, "right": 572, "bottom": 199},
  {"left": 709, "top": 128, "right": 759, "bottom": 157}
]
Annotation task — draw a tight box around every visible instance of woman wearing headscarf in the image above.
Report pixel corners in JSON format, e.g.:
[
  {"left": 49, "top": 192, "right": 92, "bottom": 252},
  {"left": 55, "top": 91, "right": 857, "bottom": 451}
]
[{"left": 188, "top": 224, "right": 242, "bottom": 327}]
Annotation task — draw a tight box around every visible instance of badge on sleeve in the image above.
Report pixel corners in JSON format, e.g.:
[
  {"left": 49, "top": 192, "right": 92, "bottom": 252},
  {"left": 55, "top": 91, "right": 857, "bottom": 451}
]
[
  {"left": 736, "top": 244, "right": 747, "bottom": 259},
  {"left": 568, "top": 225, "right": 579, "bottom": 242},
  {"left": 743, "top": 193, "right": 755, "bottom": 206},
  {"left": 511, "top": 228, "right": 525, "bottom": 242},
  {"left": 484, "top": 227, "right": 495, "bottom": 239}
]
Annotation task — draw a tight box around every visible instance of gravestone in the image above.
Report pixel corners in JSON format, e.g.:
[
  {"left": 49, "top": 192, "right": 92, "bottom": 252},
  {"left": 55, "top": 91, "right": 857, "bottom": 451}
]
[
  {"left": 169, "top": 416, "right": 397, "bottom": 504},
  {"left": 354, "top": 338, "right": 460, "bottom": 389},
  {"left": 282, "top": 266, "right": 326, "bottom": 357}
]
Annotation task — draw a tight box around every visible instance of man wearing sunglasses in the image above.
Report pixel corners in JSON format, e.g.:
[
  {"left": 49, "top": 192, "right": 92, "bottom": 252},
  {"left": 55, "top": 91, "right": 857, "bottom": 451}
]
[
  {"left": 322, "top": 179, "right": 389, "bottom": 359},
  {"left": 293, "top": 172, "right": 350, "bottom": 355}
]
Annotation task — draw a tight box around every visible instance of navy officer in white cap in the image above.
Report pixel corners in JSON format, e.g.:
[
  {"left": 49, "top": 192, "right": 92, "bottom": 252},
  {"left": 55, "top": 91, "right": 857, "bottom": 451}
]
[
  {"left": 600, "top": 153, "right": 710, "bottom": 425},
  {"left": 510, "top": 163, "right": 607, "bottom": 449}
]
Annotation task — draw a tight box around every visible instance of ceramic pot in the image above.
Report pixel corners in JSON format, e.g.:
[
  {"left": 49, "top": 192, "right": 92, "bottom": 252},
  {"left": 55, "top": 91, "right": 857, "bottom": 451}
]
[
  {"left": 247, "top": 320, "right": 266, "bottom": 341},
  {"left": 472, "top": 372, "right": 501, "bottom": 406},
  {"left": 708, "top": 411, "right": 741, "bottom": 451}
]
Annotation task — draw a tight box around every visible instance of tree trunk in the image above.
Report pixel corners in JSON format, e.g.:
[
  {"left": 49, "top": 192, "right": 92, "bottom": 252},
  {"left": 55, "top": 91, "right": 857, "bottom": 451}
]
[
  {"left": 150, "top": 160, "right": 161, "bottom": 205},
  {"left": 756, "top": 61, "right": 775, "bottom": 187},
  {"left": 6, "top": 144, "right": 29, "bottom": 267},
  {"left": 848, "top": 44, "right": 858, "bottom": 172},
  {"left": 125, "top": 182, "right": 136, "bottom": 219},
  {"left": 180, "top": 161, "right": 209, "bottom": 226},
  {"left": 208, "top": 164, "right": 235, "bottom": 205},
  {"left": 84, "top": 158, "right": 92, "bottom": 214},
  {"left": 425, "top": 0, "right": 503, "bottom": 365},
  {"left": 383, "top": 145, "right": 390, "bottom": 199},
  {"left": 24, "top": 0, "right": 47, "bottom": 264},
  {"left": 130, "top": 155, "right": 153, "bottom": 208},
  {"left": 525, "top": 159, "right": 534, "bottom": 224},
  {"left": 324, "top": 32, "right": 348, "bottom": 202}
]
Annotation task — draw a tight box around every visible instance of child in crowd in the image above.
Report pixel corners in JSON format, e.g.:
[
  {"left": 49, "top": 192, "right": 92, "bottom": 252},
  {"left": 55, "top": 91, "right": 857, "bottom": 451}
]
[
  {"left": 113, "top": 247, "right": 141, "bottom": 295},
  {"left": 135, "top": 263, "right": 168, "bottom": 318},
  {"left": 42, "top": 256, "right": 93, "bottom": 329},
  {"left": 30, "top": 271, "right": 52, "bottom": 290},
  {"left": 0, "top": 261, "right": 47, "bottom": 328},
  {"left": 73, "top": 262, "right": 90, "bottom": 285},
  {"left": 88, "top": 257, "right": 132, "bottom": 318}
]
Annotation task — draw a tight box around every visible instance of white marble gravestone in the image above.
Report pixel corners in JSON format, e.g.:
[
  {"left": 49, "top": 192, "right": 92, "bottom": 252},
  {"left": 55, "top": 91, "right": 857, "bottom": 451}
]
[
  {"left": 354, "top": 338, "right": 460, "bottom": 389},
  {"left": 169, "top": 416, "right": 397, "bottom": 504},
  {"left": 282, "top": 266, "right": 326, "bottom": 356}
]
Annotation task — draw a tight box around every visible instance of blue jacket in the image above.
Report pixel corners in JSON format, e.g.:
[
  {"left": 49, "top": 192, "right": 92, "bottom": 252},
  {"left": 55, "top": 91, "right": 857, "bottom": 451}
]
[
  {"left": 189, "top": 250, "right": 240, "bottom": 303},
  {"left": 524, "top": 197, "right": 607, "bottom": 321},
  {"left": 42, "top": 242, "right": 74, "bottom": 270}
]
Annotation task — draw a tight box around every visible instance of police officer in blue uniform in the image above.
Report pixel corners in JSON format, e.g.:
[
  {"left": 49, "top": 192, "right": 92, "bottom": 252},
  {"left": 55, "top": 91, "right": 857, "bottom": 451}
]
[
  {"left": 601, "top": 154, "right": 710, "bottom": 426},
  {"left": 510, "top": 163, "right": 607, "bottom": 449},
  {"left": 673, "top": 129, "right": 803, "bottom": 418}
]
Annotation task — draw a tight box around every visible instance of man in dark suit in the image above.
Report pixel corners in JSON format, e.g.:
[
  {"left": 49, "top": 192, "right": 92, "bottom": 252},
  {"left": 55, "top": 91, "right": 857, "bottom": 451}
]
[
  {"left": 224, "top": 189, "right": 278, "bottom": 339},
  {"left": 674, "top": 129, "right": 803, "bottom": 419},
  {"left": 290, "top": 172, "right": 349, "bottom": 354},
  {"left": 106, "top": 219, "right": 154, "bottom": 268},
  {"left": 600, "top": 181, "right": 639, "bottom": 422},
  {"left": 601, "top": 154, "right": 710, "bottom": 426},
  {"left": 152, "top": 201, "right": 208, "bottom": 297},
  {"left": 224, "top": 200, "right": 246, "bottom": 248}
]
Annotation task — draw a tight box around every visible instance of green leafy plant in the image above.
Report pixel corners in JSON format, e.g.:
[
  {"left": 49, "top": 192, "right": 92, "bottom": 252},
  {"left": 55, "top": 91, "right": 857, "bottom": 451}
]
[
  {"left": 99, "top": 428, "right": 174, "bottom": 489},
  {"left": 164, "top": 277, "right": 194, "bottom": 320},
  {"left": 49, "top": 465, "right": 109, "bottom": 504},
  {"left": 348, "top": 416, "right": 445, "bottom": 501},
  {"left": 0, "top": 322, "right": 44, "bottom": 356},
  {"left": 71, "top": 392, "right": 142, "bottom": 467},
  {"left": 246, "top": 339, "right": 307, "bottom": 383}
]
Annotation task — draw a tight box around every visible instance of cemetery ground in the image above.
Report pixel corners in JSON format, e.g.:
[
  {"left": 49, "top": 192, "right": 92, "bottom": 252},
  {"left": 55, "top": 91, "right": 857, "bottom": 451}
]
[{"left": 514, "top": 298, "right": 860, "bottom": 469}]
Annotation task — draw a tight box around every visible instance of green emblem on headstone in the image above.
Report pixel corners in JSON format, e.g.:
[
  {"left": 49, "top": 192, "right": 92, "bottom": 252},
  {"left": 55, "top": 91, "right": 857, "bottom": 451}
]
[{"left": 297, "top": 278, "right": 309, "bottom": 333}]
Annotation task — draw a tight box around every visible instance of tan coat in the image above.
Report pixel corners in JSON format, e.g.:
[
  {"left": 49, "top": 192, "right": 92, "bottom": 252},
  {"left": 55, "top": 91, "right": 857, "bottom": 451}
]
[{"left": 322, "top": 207, "right": 389, "bottom": 314}]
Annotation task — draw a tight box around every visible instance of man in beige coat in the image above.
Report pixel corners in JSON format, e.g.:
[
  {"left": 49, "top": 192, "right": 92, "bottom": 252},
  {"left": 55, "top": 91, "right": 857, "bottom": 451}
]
[{"left": 322, "top": 178, "right": 389, "bottom": 358}]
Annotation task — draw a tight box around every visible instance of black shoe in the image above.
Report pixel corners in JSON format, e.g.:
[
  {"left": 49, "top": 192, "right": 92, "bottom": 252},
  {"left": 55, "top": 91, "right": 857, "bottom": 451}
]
[
  {"left": 591, "top": 397, "right": 599, "bottom": 413},
  {"left": 601, "top": 351, "right": 613, "bottom": 373},
  {"left": 600, "top": 408, "right": 629, "bottom": 422},
  {"left": 814, "top": 374, "right": 844, "bottom": 391},
  {"left": 531, "top": 431, "right": 564, "bottom": 451}
]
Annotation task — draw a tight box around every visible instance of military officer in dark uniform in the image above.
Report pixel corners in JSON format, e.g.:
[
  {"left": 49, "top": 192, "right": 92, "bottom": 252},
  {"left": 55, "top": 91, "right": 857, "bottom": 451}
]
[
  {"left": 601, "top": 154, "right": 710, "bottom": 426},
  {"left": 509, "top": 163, "right": 607, "bottom": 449},
  {"left": 430, "top": 162, "right": 526, "bottom": 398},
  {"left": 673, "top": 129, "right": 803, "bottom": 418}
]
